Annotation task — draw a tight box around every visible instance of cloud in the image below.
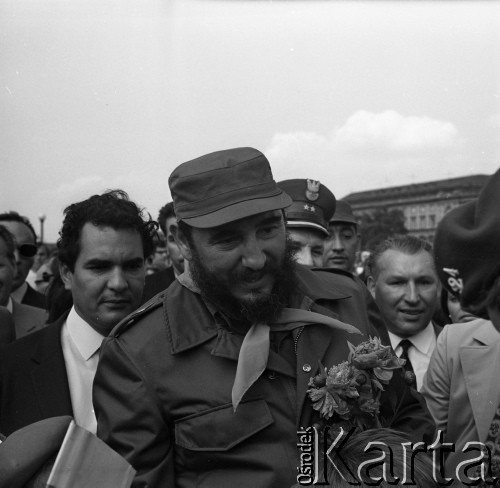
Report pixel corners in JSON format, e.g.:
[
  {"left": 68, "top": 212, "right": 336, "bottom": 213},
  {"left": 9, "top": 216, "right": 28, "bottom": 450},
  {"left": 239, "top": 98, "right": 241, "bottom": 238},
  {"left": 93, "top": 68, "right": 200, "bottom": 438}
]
[
  {"left": 265, "top": 110, "right": 464, "bottom": 196},
  {"left": 333, "top": 110, "right": 459, "bottom": 152}
]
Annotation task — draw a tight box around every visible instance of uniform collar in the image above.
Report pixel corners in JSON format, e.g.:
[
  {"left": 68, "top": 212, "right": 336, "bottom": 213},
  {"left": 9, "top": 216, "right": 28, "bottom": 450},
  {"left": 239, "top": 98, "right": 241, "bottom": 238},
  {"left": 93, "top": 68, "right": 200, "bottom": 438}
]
[{"left": 293, "top": 265, "right": 352, "bottom": 301}]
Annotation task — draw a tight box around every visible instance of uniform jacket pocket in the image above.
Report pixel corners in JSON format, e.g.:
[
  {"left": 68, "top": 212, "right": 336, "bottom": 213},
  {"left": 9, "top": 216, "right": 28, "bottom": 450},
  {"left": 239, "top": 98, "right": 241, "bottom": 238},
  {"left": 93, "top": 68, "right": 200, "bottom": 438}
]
[{"left": 175, "top": 398, "right": 273, "bottom": 452}]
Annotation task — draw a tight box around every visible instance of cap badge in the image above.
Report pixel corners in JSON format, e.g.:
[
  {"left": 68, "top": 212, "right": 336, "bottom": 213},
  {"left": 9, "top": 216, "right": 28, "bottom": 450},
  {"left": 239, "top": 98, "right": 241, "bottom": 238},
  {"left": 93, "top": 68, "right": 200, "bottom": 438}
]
[
  {"left": 303, "top": 204, "right": 316, "bottom": 212},
  {"left": 443, "top": 267, "right": 463, "bottom": 295},
  {"left": 305, "top": 179, "right": 320, "bottom": 202}
]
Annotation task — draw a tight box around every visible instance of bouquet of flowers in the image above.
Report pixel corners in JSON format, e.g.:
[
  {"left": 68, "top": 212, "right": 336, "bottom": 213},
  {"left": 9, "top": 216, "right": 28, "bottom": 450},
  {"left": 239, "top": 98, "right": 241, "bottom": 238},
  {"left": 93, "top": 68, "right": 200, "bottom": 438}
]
[{"left": 307, "top": 337, "right": 405, "bottom": 431}]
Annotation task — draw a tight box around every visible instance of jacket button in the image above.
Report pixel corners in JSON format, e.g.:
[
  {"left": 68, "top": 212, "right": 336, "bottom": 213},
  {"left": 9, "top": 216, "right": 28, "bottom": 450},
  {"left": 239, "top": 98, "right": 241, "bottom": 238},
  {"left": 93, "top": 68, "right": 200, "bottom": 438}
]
[
  {"left": 302, "top": 364, "right": 312, "bottom": 373},
  {"left": 268, "top": 372, "right": 276, "bottom": 380}
]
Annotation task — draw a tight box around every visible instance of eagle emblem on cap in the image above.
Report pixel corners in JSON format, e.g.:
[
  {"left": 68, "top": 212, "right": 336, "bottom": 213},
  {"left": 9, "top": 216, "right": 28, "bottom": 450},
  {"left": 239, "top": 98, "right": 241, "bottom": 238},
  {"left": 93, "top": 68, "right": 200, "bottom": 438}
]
[
  {"left": 305, "top": 179, "right": 320, "bottom": 201},
  {"left": 443, "top": 267, "right": 463, "bottom": 295}
]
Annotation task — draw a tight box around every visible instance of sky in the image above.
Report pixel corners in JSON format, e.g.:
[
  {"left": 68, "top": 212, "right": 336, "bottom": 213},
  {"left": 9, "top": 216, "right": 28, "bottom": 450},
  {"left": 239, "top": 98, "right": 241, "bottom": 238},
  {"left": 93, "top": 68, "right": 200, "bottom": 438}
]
[{"left": 1, "top": 0, "right": 499, "bottom": 242}]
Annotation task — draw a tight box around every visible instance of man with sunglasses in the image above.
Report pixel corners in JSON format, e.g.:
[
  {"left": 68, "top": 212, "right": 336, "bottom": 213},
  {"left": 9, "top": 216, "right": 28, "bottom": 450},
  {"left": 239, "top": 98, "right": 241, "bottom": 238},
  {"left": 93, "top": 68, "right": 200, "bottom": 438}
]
[
  {"left": 0, "top": 212, "right": 46, "bottom": 309},
  {"left": 0, "top": 225, "right": 47, "bottom": 339}
]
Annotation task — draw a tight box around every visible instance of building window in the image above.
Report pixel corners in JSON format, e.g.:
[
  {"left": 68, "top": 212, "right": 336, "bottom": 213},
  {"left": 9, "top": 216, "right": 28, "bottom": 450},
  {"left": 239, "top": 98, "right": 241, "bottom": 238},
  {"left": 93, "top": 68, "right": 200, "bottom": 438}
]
[
  {"left": 410, "top": 216, "right": 416, "bottom": 230},
  {"left": 429, "top": 215, "right": 436, "bottom": 227},
  {"left": 420, "top": 215, "right": 426, "bottom": 229}
]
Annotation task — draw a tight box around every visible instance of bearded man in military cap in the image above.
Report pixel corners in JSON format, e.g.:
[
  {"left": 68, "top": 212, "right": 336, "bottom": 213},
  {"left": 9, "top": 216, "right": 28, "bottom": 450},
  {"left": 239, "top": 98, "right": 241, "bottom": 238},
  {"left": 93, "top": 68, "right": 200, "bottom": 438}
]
[{"left": 94, "top": 147, "right": 434, "bottom": 488}]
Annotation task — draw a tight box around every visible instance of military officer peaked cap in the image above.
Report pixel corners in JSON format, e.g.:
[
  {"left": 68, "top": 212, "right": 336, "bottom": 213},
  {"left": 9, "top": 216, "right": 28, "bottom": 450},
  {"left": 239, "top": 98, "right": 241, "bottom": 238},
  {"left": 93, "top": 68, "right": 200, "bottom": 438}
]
[
  {"left": 169, "top": 147, "right": 292, "bottom": 228},
  {"left": 277, "top": 179, "right": 336, "bottom": 236},
  {"left": 330, "top": 200, "right": 357, "bottom": 226}
]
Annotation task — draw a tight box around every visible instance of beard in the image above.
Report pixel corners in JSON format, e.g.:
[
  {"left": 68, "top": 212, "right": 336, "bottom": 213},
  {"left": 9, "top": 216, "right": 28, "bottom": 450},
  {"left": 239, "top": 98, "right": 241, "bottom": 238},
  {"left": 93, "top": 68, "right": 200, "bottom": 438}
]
[{"left": 189, "top": 238, "right": 298, "bottom": 325}]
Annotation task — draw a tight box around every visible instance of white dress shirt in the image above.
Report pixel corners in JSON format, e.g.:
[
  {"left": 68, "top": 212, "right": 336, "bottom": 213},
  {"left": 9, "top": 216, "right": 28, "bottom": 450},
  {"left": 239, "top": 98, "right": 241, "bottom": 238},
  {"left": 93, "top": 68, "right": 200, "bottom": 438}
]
[
  {"left": 61, "top": 306, "right": 104, "bottom": 433},
  {"left": 388, "top": 322, "right": 437, "bottom": 391}
]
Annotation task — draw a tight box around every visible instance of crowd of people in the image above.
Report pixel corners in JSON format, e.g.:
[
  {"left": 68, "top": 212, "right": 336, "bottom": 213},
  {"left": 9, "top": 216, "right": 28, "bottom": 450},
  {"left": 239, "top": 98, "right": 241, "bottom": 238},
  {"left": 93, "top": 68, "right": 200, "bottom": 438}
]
[{"left": 0, "top": 146, "right": 498, "bottom": 487}]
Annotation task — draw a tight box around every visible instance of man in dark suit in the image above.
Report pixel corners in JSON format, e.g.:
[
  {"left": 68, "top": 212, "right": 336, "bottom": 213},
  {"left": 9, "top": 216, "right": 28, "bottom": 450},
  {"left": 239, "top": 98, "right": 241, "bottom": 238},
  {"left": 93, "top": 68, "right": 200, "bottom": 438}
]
[
  {"left": 0, "top": 306, "right": 15, "bottom": 347},
  {"left": 0, "top": 190, "right": 156, "bottom": 436},
  {"left": 367, "top": 235, "right": 441, "bottom": 391},
  {"left": 0, "top": 225, "right": 46, "bottom": 339},
  {"left": 0, "top": 212, "right": 46, "bottom": 309}
]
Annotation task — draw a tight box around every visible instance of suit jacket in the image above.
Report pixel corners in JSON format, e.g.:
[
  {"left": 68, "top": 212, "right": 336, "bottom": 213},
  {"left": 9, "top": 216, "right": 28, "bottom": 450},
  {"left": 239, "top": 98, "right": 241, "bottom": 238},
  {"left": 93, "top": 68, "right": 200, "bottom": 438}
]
[
  {"left": 11, "top": 300, "right": 47, "bottom": 339},
  {"left": 0, "top": 315, "right": 72, "bottom": 436},
  {"left": 141, "top": 267, "right": 175, "bottom": 303},
  {"left": 21, "top": 283, "right": 47, "bottom": 309},
  {"left": 0, "top": 306, "right": 15, "bottom": 347},
  {"left": 94, "top": 265, "right": 435, "bottom": 488},
  {"left": 421, "top": 318, "right": 496, "bottom": 484}
]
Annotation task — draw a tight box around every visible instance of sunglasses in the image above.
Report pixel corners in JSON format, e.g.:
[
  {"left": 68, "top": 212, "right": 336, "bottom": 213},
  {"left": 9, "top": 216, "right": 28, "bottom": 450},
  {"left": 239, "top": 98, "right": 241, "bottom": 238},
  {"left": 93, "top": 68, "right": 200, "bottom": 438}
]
[{"left": 17, "top": 244, "right": 37, "bottom": 258}]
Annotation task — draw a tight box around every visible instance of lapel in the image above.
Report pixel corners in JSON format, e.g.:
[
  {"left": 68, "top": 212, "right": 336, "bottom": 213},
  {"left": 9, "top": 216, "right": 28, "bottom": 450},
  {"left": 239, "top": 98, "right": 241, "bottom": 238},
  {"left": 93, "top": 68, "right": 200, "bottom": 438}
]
[
  {"left": 12, "top": 300, "right": 39, "bottom": 337},
  {"left": 295, "top": 324, "right": 336, "bottom": 419},
  {"left": 460, "top": 320, "right": 500, "bottom": 441},
  {"left": 30, "top": 314, "right": 73, "bottom": 418}
]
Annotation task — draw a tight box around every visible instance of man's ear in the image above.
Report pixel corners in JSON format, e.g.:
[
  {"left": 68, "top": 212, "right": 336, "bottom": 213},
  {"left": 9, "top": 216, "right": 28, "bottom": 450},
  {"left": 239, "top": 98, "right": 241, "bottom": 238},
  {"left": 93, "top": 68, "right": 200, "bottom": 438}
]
[
  {"left": 59, "top": 262, "right": 73, "bottom": 291},
  {"left": 173, "top": 225, "right": 193, "bottom": 261},
  {"left": 367, "top": 275, "right": 376, "bottom": 299}
]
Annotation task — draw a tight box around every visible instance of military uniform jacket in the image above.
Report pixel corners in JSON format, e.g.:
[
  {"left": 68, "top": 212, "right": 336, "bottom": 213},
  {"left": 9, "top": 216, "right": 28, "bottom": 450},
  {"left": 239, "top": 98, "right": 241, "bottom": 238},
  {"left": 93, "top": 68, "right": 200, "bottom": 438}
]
[{"left": 93, "top": 265, "right": 434, "bottom": 488}]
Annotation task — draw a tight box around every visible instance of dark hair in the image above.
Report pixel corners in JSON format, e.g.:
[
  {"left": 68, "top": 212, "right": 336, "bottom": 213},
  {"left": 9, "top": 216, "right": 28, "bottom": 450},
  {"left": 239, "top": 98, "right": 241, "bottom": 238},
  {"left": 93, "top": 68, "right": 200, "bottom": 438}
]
[
  {"left": 463, "top": 274, "right": 500, "bottom": 320},
  {"left": 0, "top": 211, "right": 37, "bottom": 243},
  {"left": 326, "top": 428, "right": 437, "bottom": 487},
  {"left": 157, "top": 202, "right": 176, "bottom": 235},
  {"left": 368, "top": 235, "right": 434, "bottom": 280},
  {"left": 44, "top": 253, "right": 73, "bottom": 323},
  {"left": 0, "top": 225, "right": 16, "bottom": 264},
  {"left": 57, "top": 189, "right": 158, "bottom": 271}
]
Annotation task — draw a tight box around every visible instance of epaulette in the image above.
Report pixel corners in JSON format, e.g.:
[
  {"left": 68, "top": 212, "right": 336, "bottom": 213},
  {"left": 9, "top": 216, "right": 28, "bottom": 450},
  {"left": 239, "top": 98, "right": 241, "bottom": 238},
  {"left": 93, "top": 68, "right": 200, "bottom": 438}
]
[{"left": 112, "top": 290, "right": 166, "bottom": 337}]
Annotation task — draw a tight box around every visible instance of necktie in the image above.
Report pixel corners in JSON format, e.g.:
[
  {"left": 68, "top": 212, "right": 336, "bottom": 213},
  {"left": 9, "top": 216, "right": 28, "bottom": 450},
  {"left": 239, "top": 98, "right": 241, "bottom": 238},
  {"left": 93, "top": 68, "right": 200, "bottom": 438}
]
[
  {"left": 232, "top": 308, "right": 362, "bottom": 411},
  {"left": 398, "top": 339, "right": 416, "bottom": 388}
]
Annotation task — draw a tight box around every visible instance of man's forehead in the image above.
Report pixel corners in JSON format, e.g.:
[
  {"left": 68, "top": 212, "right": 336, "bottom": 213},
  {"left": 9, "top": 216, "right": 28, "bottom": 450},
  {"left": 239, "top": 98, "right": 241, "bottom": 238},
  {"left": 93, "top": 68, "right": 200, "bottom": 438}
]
[
  {"left": 0, "top": 220, "right": 34, "bottom": 243},
  {"left": 288, "top": 227, "right": 325, "bottom": 243},
  {"left": 78, "top": 223, "right": 143, "bottom": 253},
  {"left": 378, "top": 249, "right": 436, "bottom": 272},
  {"left": 329, "top": 222, "right": 357, "bottom": 232}
]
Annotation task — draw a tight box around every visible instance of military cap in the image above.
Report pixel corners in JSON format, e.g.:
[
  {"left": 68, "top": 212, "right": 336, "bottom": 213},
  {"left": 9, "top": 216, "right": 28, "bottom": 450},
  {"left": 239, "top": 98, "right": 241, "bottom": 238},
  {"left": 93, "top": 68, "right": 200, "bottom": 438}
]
[
  {"left": 434, "top": 168, "right": 500, "bottom": 309},
  {"left": 329, "top": 200, "right": 358, "bottom": 226},
  {"left": 169, "top": 147, "right": 292, "bottom": 228},
  {"left": 277, "top": 179, "right": 336, "bottom": 236}
]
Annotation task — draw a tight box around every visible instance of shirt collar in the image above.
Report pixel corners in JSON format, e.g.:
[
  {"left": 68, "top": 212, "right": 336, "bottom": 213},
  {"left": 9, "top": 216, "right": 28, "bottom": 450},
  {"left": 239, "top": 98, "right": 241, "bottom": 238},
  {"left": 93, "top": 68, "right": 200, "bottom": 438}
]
[
  {"left": 388, "top": 322, "right": 435, "bottom": 355},
  {"left": 10, "top": 282, "right": 28, "bottom": 303},
  {"left": 66, "top": 306, "right": 105, "bottom": 361}
]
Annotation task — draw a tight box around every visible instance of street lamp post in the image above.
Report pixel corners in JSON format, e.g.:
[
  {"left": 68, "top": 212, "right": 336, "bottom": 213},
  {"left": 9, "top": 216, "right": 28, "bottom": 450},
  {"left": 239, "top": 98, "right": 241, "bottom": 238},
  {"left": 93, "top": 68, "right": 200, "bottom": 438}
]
[{"left": 39, "top": 214, "right": 46, "bottom": 244}]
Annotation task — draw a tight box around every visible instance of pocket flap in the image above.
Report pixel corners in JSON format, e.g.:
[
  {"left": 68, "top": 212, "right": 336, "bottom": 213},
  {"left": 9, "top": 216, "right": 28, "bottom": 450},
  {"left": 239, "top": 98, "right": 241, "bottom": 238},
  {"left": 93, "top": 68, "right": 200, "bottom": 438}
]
[{"left": 175, "top": 398, "right": 273, "bottom": 452}]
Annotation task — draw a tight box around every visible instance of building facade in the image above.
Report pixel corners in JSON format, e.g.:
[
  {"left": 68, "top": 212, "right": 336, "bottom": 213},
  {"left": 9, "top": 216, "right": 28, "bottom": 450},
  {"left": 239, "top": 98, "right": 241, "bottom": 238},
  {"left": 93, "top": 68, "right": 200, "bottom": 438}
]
[{"left": 343, "top": 174, "right": 488, "bottom": 242}]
